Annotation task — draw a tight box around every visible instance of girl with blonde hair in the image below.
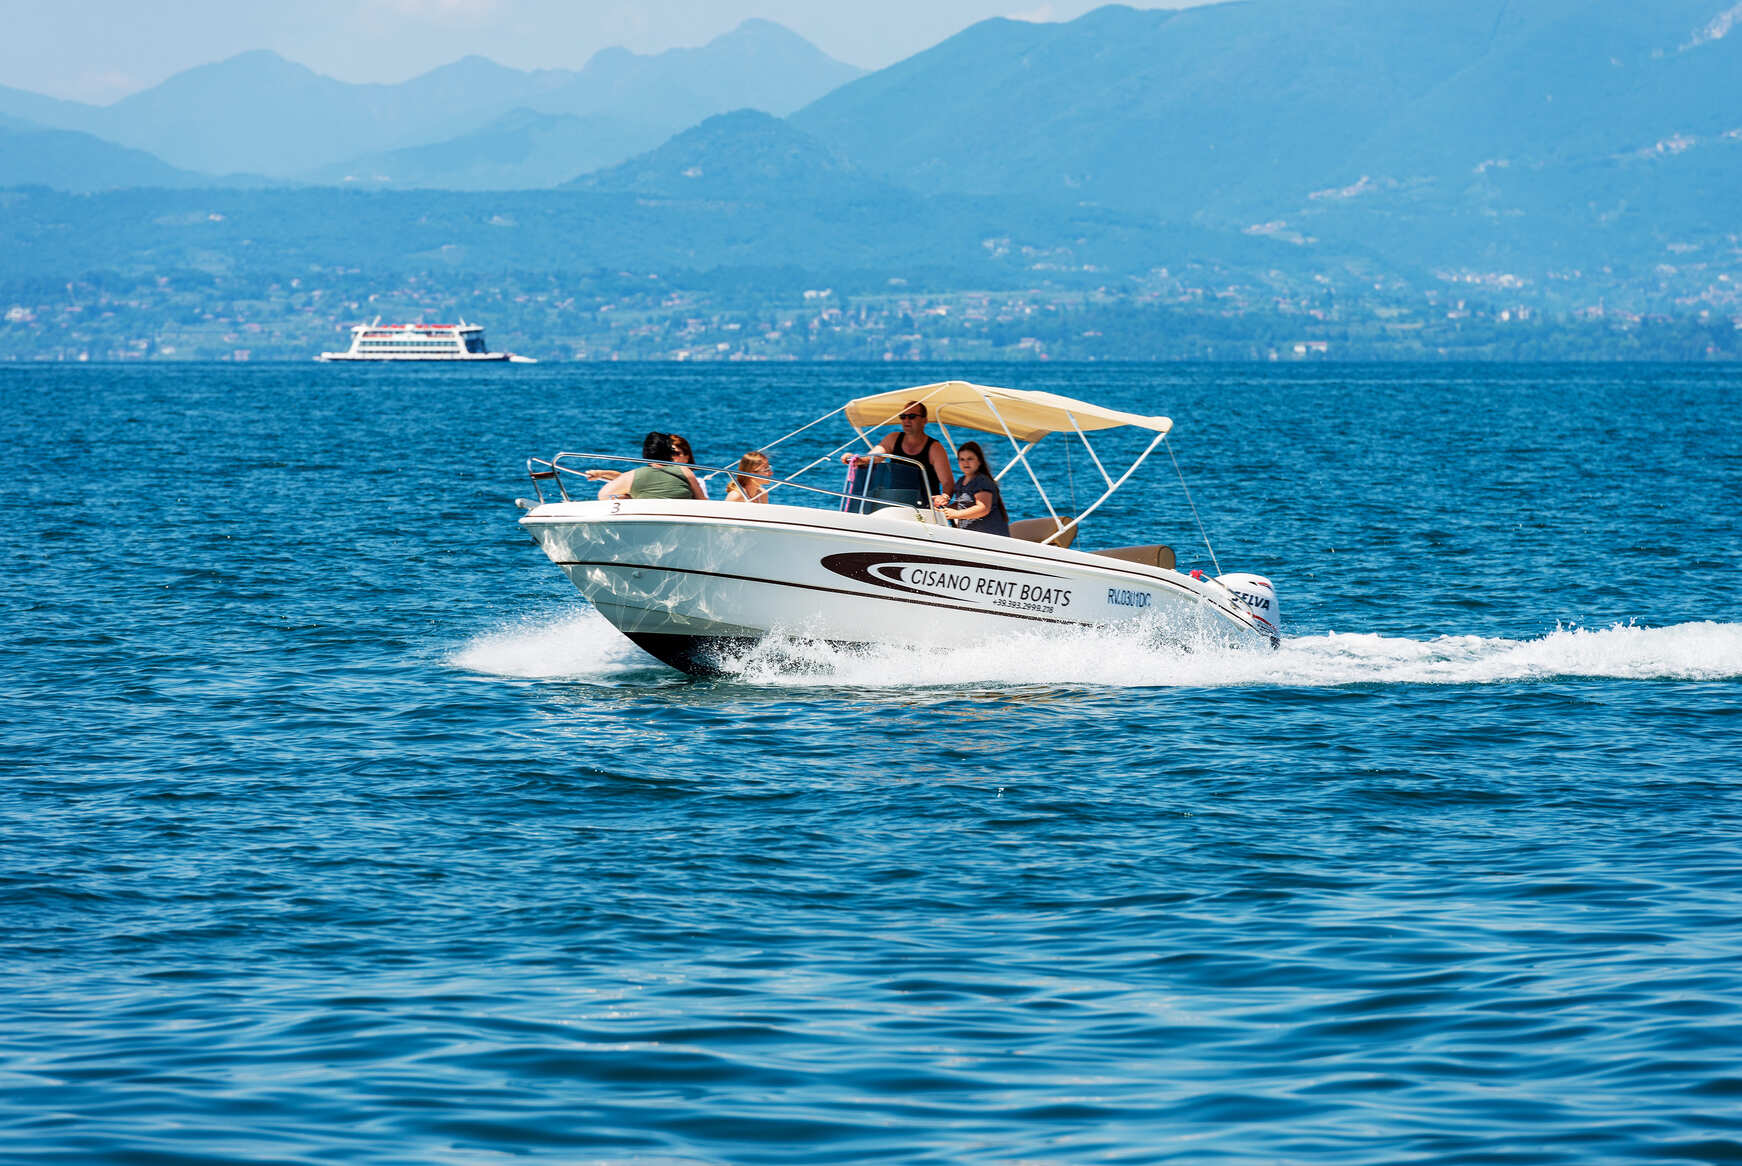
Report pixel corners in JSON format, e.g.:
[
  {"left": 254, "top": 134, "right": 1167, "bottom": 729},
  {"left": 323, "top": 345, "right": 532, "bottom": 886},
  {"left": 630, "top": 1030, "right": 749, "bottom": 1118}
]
[{"left": 726, "top": 451, "right": 773, "bottom": 504}]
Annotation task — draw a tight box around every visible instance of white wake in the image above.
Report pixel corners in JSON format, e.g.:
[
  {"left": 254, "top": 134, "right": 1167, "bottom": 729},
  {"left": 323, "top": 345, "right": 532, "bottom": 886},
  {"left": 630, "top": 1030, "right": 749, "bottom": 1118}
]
[
  {"left": 450, "top": 610, "right": 657, "bottom": 680},
  {"left": 452, "top": 610, "right": 1742, "bottom": 689}
]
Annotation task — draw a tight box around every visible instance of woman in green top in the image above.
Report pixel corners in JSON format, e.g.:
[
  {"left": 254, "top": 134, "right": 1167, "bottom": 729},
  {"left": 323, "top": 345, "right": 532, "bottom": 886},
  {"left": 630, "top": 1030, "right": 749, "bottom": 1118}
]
[{"left": 598, "top": 432, "right": 706, "bottom": 501}]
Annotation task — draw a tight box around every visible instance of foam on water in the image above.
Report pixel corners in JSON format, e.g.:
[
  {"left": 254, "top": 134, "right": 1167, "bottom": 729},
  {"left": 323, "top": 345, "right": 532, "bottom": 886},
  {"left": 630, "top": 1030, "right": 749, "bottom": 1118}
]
[
  {"left": 455, "top": 609, "right": 1742, "bottom": 689},
  {"left": 450, "top": 609, "right": 656, "bottom": 679}
]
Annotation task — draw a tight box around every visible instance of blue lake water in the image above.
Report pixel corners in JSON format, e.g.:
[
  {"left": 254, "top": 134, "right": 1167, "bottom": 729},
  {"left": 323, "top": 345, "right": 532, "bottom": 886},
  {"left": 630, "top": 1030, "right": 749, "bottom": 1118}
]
[{"left": 3, "top": 361, "right": 1741, "bottom": 1164}]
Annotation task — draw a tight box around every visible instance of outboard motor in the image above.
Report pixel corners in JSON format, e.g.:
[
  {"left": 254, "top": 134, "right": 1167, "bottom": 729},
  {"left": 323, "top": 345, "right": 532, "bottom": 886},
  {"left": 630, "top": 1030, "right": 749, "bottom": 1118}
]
[{"left": 1216, "top": 572, "right": 1280, "bottom": 639}]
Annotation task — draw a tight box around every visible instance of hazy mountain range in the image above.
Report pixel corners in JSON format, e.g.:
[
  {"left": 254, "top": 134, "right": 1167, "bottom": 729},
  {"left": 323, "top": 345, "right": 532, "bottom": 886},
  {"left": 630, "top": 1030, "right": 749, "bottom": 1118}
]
[
  {"left": 795, "top": 0, "right": 1742, "bottom": 215},
  {"left": 565, "top": 110, "right": 912, "bottom": 205},
  {"left": 0, "top": 124, "right": 212, "bottom": 193},
  {"left": 0, "top": 19, "right": 859, "bottom": 185},
  {"left": 3, "top": 0, "right": 1739, "bottom": 302},
  {"left": 788, "top": 0, "right": 1742, "bottom": 271}
]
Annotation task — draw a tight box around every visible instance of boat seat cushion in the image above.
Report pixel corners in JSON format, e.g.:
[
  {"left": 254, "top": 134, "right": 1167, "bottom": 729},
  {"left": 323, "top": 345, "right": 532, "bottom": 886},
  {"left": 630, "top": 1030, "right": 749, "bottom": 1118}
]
[
  {"left": 1091, "top": 544, "right": 1176, "bottom": 570},
  {"left": 1008, "top": 517, "right": 1078, "bottom": 548}
]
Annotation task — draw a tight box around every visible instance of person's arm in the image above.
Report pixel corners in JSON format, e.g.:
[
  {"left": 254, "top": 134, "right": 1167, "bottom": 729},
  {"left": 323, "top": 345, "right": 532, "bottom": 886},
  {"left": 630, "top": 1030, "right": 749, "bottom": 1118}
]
[
  {"left": 943, "top": 489, "right": 994, "bottom": 523},
  {"left": 584, "top": 469, "right": 622, "bottom": 482},
  {"left": 929, "top": 443, "right": 955, "bottom": 496},
  {"left": 681, "top": 467, "right": 705, "bottom": 500},
  {"left": 599, "top": 471, "right": 635, "bottom": 500}
]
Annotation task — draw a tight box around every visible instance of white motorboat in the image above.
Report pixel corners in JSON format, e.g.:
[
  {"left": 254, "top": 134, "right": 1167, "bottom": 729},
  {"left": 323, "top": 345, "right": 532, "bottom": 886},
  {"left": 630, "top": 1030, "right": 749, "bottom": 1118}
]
[{"left": 518, "top": 381, "right": 1279, "bottom": 676}]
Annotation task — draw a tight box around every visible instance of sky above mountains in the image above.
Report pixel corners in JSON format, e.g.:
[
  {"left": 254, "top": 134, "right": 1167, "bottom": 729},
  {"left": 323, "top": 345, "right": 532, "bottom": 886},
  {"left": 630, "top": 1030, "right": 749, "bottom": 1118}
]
[{"left": 1, "top": 0, "right": 1214, "bottom": 103}]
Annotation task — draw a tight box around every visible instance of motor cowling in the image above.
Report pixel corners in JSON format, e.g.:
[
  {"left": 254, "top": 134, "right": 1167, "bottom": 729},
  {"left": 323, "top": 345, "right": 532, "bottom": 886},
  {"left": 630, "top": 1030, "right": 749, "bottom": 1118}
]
[{"left": 1215, "top": 572, "right": 1280, "bottom": 635}]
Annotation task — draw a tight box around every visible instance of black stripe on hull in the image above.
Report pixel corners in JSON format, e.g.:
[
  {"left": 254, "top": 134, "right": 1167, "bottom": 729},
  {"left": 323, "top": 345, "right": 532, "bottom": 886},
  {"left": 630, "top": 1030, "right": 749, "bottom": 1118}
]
[{"left": 557, "top": 559, "right": 1080, "bottom": 627}]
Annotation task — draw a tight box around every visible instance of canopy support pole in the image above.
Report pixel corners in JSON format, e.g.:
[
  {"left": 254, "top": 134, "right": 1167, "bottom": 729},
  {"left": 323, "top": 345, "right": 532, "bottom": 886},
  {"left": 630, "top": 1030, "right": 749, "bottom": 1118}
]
[
  {"left": 1042, "top": 431, "right": 1168, "bottom": 547},
  {"left": 976, "top": 387, "right": 1059, "bottom": 528},
  {"left": 1067, "top": 413, "right": 1115, "bottom": 491},
  {"left": 937, "top": 421, "right": 960, "bottom": 463},
  {"left": 758, "top": 403, "right": 851, "bottom": 454}
]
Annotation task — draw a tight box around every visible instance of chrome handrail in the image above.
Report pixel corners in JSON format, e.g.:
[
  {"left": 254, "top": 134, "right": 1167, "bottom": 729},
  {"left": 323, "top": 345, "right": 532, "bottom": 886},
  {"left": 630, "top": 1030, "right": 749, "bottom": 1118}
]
[{"left": 525, "top": 451, "right": 947, "bottom": 519}]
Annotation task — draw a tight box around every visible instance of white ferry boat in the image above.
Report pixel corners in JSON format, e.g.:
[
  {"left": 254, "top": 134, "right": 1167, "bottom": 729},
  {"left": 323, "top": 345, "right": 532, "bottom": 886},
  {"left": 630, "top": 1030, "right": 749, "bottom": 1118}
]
[{"left": 318, "top": 318, "right": 535, "bottom": 363}]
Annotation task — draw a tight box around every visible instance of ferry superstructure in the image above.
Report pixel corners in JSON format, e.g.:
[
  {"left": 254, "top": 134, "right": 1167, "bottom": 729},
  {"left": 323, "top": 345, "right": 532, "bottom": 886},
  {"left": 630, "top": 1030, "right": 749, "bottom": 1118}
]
[{"left": 318, "top": 318, "right": 535, "bottom": 362}]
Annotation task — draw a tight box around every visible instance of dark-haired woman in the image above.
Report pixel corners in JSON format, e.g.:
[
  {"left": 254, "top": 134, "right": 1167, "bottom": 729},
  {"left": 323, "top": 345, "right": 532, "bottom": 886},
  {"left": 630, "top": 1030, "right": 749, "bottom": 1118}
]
[
  {"left": 666, "top": 434, "right": 713, "bottom": 499},
  {"left": 587, "top": 432, "right": 709, "bottom": 498},
  {"left": 933, "top": 440, "right": 1009, "bottom": 537},
  {"left": 599, "top": 431, "right": 704, "bottom": 500}
]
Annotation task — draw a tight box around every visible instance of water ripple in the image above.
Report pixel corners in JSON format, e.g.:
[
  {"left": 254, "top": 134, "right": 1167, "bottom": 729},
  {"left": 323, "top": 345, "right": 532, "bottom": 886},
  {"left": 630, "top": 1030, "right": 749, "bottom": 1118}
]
[{"left": 3, "top": 363, "right": 1741, "bottom": 1163}]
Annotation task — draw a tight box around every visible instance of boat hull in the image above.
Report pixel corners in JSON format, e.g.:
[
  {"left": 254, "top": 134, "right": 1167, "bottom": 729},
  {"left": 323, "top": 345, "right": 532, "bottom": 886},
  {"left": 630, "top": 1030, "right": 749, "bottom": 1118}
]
[
  {"left": 521, "top": 500, "right": 1276, "bottom": 676},
  {"left": 316, "top": 353, "right": 513, "bottom": 362}
]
